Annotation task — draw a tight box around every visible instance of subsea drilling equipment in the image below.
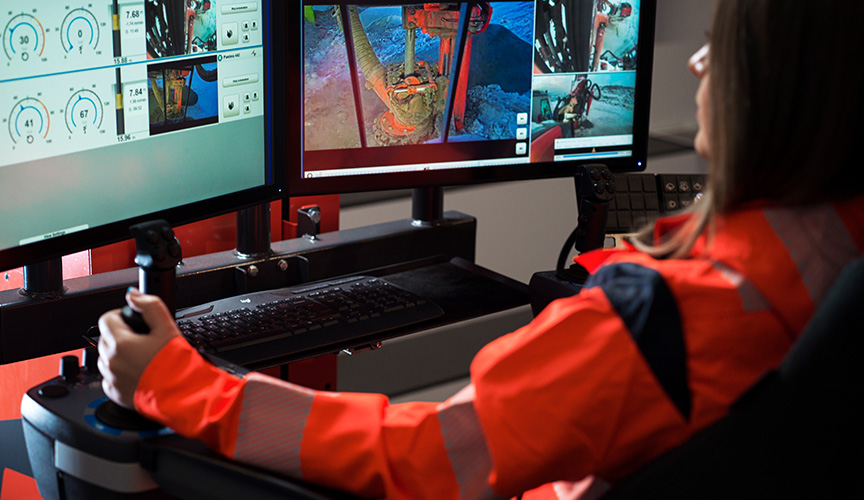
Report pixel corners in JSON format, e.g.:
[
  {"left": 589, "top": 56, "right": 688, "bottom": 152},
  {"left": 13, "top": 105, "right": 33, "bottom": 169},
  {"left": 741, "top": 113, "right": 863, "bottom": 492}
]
[{"left": 344, "top": 3, "right": 492, "bottom": 146}]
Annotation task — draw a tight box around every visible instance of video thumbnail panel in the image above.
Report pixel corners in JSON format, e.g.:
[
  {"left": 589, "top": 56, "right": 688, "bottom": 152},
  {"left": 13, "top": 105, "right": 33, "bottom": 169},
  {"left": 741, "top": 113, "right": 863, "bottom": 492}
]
[
  {"left": 530, "top": 70, "right": 636, "bottom": 162},
  {"left": 146, "top": 0, "right": 218, "bottom": 58},
  {"left": 534, "top": 0, "right": 641, "bottom": 73},
  {"left": 147, "top": 55, "right": 219, "bottom": 135},
  {"left": 303, "top": 2, "right": 533, "bottom": 154}
]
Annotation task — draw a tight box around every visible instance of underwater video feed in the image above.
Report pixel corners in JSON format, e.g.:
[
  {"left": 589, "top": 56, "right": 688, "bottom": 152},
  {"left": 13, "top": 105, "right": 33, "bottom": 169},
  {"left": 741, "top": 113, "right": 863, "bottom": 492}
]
[
  {"left": 146, "top": 0, "right": 218, "bottom": 58},
  {"left": 530, "top": 71, "right": 635, "bottom": 139},
  {"left": 534, "top": 0, "right": 640, "bottom": 73},
  {"left": 147, "top": 55, "right": 219, "bottom": 135},
  {"left": 303, "top": 2, "right": 533, "bottom": 150}
]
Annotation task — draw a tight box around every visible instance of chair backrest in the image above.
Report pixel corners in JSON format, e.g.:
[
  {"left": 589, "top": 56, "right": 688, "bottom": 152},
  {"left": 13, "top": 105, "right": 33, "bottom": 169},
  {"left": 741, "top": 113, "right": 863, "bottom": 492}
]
[{"left": 599, "top": 257, "right": 864, "bottom": 499}]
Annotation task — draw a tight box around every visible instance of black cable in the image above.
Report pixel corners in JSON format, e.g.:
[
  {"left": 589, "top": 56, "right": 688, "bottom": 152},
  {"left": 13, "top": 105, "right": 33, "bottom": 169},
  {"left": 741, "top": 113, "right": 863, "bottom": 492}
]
[{"left": 557, "top": 225, "right": 580, "bottom": 271}]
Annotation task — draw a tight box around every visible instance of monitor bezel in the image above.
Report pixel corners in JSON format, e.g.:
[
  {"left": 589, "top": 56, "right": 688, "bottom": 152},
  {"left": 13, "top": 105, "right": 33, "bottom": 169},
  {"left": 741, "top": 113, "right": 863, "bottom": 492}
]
[
  {"left": 0, "top": 0, "right": 286, "bottom": 273},
  {"left": 286, "top": 0, "right": 656, "bottom": 197}
]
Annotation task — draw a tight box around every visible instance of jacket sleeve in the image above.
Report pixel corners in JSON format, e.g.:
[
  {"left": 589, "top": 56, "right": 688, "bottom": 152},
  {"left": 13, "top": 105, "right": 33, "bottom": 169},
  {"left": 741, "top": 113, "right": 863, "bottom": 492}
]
[
  {"left": 134, "top": 283, "right": 695, "bottom": 500},
  {"left": 134, "top": 337, "right": 500, "bottom": 499}
]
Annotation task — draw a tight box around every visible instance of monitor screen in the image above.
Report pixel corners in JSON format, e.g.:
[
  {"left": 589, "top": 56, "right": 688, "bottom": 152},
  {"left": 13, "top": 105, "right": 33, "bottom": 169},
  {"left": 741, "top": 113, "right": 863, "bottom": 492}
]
[
  {"left": 290, "top": 0, "right": 654, "bottom": 196},
  {"left": 0, "top": 0, "right": 284, "bottom": 272}
]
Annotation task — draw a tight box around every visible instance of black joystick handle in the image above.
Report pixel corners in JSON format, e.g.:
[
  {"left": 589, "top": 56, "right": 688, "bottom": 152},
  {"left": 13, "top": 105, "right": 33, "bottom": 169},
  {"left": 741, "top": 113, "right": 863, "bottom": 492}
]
[
  {"left": 121, "top": 306, "right": 150, "bottom": 333},
  {"left": 99, "top": 220, "right": 182, "bottom": 431},
  {"left": 574, "top": 164, "right": 614, "bottom": 253},
  {"left": 121, "top": 220, "right": 183, "bottom": 333}
]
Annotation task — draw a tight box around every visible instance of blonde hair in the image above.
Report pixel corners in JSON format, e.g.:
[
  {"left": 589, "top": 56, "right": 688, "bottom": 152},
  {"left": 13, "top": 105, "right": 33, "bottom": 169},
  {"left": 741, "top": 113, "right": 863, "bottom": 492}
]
[{"left": 633, "top": 0, "right": 863, "bottom": 259}]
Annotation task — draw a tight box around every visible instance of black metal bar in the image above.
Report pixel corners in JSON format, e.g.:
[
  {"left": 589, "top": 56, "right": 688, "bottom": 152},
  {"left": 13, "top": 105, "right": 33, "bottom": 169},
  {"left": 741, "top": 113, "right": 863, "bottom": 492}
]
[
  {"left": 1, "top": 214, "right": 478, "bottom": 365},
  {"left": 340, "top": 6, "right": 368, "bottom": 148},
  {"left": 440, "top": 2, "right": 473, "bottom": 143}
]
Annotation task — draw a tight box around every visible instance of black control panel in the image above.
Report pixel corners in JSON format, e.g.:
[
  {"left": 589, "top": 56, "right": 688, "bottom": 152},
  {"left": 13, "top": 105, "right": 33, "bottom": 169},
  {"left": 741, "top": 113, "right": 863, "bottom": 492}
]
[{"left": 606, "top": 173, "right": 707, "bottom": 233}]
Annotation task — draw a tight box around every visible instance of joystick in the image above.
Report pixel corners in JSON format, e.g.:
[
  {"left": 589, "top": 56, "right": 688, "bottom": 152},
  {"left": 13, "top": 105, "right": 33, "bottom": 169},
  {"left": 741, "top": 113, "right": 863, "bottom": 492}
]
[
  {"left": 121, "top": 220, "right": 183, "bottom": 331},
  {"left": 99, "top": 220, "right": 183, "bottom": 430},
  {"left": 21, "top": 220, "right": 183, "bottom": 500},
  {"left": 20, "top": 220, "right": 325, "bottom": 499}
]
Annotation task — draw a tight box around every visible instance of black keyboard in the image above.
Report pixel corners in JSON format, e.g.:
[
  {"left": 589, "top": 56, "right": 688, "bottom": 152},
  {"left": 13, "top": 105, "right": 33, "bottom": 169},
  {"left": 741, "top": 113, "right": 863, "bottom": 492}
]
[
  {"left": 606, "top": 173, "right": 707, "bottom": 233},
  {"left": 175, "top": 276, "right": 444, "bottom": 366}
]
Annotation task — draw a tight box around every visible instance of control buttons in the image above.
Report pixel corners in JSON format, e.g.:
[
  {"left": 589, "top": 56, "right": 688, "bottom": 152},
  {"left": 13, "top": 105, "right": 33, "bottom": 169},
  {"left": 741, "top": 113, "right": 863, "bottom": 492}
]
[
  {"left": 61, "top": 8, "right": 100, "bottom": 54},
  {"left": 60, "top": 355, "right": 80, "bottom": 383},
  {"left": 515, "top": 142, "right": 527, "bottom": 155},
  {"left": 3, "top": 13, "right": 45, "bottom": 62},
  {"left": 516, "top": 112, "right": 528, "bottom": 125},
  {"left": 223, "top": 94, "right": 240, "bottom": 117},
  {"left": 39, "top": 384, "right": 69, "bottom": 398},
  {"left": 222, "top": 22, "right": 238, "bottom": 45},
  {"left": 516, "top": 128, "right": 527, "bottom": 140}
]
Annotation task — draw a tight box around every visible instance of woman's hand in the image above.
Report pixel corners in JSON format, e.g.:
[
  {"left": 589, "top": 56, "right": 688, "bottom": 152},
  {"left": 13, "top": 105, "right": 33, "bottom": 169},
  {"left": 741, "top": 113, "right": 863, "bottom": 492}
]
[{"left": 97, "top": 288, "right": 180, "bottom": 409}]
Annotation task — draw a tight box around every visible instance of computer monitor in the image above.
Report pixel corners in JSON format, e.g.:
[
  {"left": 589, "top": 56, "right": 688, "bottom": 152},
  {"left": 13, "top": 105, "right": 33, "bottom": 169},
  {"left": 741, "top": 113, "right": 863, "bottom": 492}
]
[
  {"left": 290, "top": 0, "right": 654, "bottom": 196},
  {"left": 0, "top": 0, "right": 285, "bottom": 273}
]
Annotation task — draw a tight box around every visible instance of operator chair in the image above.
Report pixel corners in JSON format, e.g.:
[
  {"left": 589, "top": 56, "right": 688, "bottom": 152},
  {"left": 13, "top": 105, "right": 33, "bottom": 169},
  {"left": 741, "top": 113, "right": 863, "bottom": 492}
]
[
  {"left": 145, "top": 258, "right": 864, "bottom": 500},
  {"left": 598, "top": 257, "right": 864, "bottom": 499}
]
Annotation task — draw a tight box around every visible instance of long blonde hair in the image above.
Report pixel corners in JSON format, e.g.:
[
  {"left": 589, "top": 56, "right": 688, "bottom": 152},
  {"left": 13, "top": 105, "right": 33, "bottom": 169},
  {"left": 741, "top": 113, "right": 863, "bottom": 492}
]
[{"left": 634, "top": 0, "right": 863, "bottom": 259}]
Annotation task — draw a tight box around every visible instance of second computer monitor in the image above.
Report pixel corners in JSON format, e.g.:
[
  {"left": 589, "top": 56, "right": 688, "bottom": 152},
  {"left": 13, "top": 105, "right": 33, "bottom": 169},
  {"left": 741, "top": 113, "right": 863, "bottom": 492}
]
[{"left": 289, "top": 0, "right": 655, "bottom": 196}]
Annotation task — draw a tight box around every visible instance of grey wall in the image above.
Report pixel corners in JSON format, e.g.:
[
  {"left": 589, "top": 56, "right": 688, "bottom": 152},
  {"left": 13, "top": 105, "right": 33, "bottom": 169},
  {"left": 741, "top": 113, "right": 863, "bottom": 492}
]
[{"left": 650, "top": 0, "right": 716, "bottom": 134}]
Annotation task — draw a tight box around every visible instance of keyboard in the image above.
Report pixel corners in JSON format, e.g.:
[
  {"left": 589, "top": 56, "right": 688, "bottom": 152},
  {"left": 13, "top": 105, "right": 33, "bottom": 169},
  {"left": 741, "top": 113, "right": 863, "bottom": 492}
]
[
  {"left": 175, "top": 276, "right": 444, "bottom": 366},
  {"left": 606, "top": 173, "right": 707, "bottom": 233}
]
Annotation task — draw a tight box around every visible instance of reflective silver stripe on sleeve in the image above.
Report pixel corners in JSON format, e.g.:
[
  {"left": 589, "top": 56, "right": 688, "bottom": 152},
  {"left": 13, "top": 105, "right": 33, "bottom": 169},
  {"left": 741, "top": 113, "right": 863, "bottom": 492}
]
[
  {"left": 232, "top": 372, "right": 315, "bottom": 477},
  {"left": 711, "top": 260, "right": 771, "bottom": 312},
  {"left": 436, "top": 385, "right": 505, "bottom": 500},
  {"left": 552, "top": 478, "right": 611, "bottom": 500},
  {"left": 764, "top": 205, "right": 859, "bottom": 303}
]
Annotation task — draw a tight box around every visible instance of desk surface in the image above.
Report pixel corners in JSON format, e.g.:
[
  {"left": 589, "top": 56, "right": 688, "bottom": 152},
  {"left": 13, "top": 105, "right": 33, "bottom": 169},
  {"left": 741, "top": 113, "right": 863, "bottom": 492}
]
[{"left": 237, "top": 256, "right": 530, "bottom": 370}]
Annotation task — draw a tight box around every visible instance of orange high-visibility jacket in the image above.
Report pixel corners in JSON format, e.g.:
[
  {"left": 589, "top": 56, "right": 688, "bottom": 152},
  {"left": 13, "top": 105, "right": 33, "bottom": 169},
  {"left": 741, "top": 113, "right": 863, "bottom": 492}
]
[{"left": 135, "top": 197, "right": 864, "bottom": 500}]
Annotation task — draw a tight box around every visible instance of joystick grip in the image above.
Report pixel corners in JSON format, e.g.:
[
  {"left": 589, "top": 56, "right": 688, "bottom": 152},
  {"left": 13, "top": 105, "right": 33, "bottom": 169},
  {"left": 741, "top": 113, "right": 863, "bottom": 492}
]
[
  {"left": 129, "top": 219, "right": 182, "bottom": 315},
  {"left": 121, "top": 305, "right": 149, "bottom": 333}
]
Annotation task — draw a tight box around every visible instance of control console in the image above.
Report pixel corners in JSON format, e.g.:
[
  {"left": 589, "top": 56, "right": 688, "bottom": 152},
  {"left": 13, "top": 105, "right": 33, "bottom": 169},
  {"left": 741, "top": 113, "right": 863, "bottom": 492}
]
[
  {"left": 20, "top": 220, "right": 349, "bottom": 500},
  {"left": 21, "top": 220, "right": 182, "bottom": 499}
]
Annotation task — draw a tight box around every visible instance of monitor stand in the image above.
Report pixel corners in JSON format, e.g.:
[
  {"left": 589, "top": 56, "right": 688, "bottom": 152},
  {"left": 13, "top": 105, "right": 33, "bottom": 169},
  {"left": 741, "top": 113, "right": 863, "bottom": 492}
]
[
  {"left": 235, "top": 203, "right": 272, "bottom": 259},
  {"left": 411, "top": 187, "right": 444, "bottom": 226},
  {"left": 1, "top": 195, "right": 529, "bottom": 366},
  {"left": 21, "top": 258, "right": 65, "bottom": 300}
]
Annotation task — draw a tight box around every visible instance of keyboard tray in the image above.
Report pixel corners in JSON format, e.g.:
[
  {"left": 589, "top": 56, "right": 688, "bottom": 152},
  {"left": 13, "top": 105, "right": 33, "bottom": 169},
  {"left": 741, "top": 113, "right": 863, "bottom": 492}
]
[{"left": 176, "top": 276, "right": 444, "bottom": 367}]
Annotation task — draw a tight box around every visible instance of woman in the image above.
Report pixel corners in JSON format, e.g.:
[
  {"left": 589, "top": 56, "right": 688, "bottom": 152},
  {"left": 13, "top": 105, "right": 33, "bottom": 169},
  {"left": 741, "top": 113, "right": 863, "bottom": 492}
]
[{"left": 98, "top": 0, "right": 864, "bottom": 498}]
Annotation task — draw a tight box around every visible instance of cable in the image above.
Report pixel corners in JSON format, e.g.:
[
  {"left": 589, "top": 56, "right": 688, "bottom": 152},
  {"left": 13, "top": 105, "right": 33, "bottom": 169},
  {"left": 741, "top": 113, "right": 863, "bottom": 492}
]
[{"left": 557, "top": 225, "right": 580, "bottom": 271}]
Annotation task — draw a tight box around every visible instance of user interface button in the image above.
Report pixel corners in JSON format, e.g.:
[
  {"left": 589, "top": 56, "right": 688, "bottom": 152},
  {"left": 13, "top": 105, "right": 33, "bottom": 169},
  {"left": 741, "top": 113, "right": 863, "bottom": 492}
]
[
  {"left": 223, "top": 74, "right": 260, "bottom": 87},
  {"left": 224, "top": 95, "right": 240, "bottom": 117},
  {"left": 222, "top": 3, "right": 258, "bottom": 14},
  {"left": 222, "top": 22, "right": 239, "bottom": 45}
]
